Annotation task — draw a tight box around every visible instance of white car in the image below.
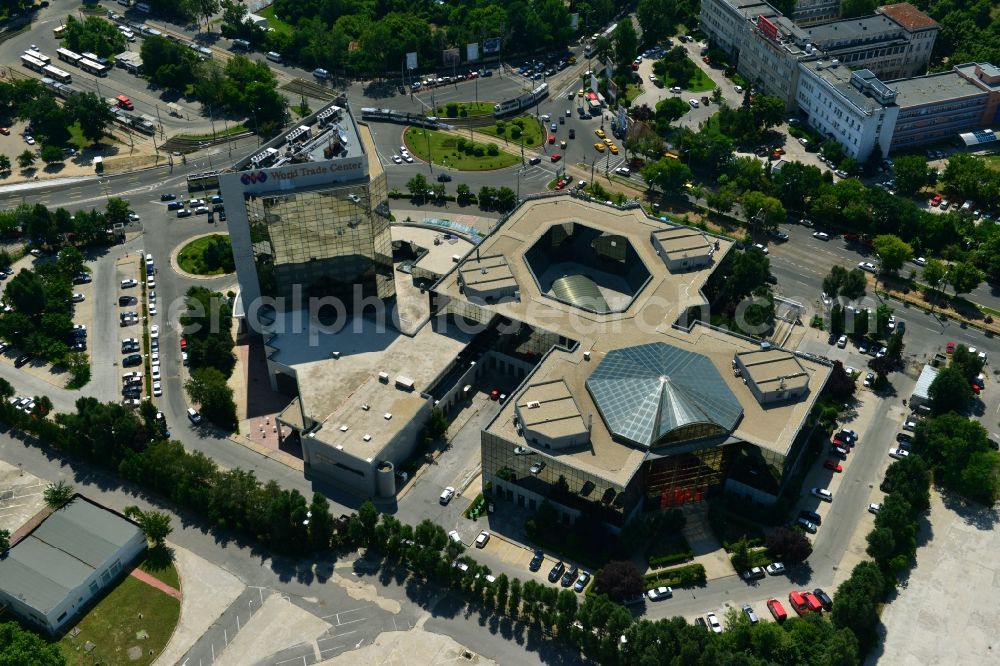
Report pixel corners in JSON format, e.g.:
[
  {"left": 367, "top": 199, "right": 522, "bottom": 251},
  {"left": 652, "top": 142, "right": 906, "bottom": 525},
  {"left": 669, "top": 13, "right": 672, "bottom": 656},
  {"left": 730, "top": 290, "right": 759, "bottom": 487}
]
[
  {"left": 734, "top": 85, "right": 744, "bottom": 93},
  {"left": 151, "top": 351, "right": 159, "bottom": 364},
  {"left": 646, "top": 586, "right": 673, "bottom": 601},
  {"left": 889, "top": 448, "right": 909, "bottom": 459},
  {"left": 688, "top": 99, "right": 699, "bottom": 108},
  {"left": 71, "top": 293, "right": 85, "bottom": 302},
  {"left": 858, "top": 261, "right": 876, "bottom": 273},
  {"left": 151, "top": 365, "right": 160, "bottom": 381},
  {"left": 706, "top": 612, "right": 722, "bottom": 633},
  {"left": 439, "top": 486, "right": 455, "bottom": 504},
  {"left": 24, "top": 135, "right": 35, "bottom": 145},
  {"left": 913, "top": 256, "right": 927, "bottom": 266},
  {"left": 153, "top": 381, "right": 162, "bottom": 396},
  {"left": 150, "top": 325, "right": 159, "bottom": 339},
  {"left": 811, "top": 487, "right": 833, "bottom": 502},
  {"left": 765, "top": 562, "right": 786, "bottom": 575},
  {"left": 121, "top": 279, "right": 138, "bottom": 288},
  {"left": 475, "top": 530, "right": 490, "bottom": 548},
  {"left": 448, "top": 530, "right": 461, "bottom": 544},
  {"left": 392, "top": 154, "right": 402, "bottom": 164},
  {"left": 149, "top": 304, "right": 157, "bottom": 316},
  {"left": 868, "top": 503, "right": 882, "bottom": 515},
  {"left": 128, "top": 212, "right": 141, "bottom": 221},
  {"left": 752, "top": 243, "right": 768, "bottom": 254},
  {"left": 812, "top": 231, "right": 829, "bottom": 241},
  {"left": 403, "top": 154, "right": 413, "bottom": 163},
  {"left": 182, "top": 351, "right": 189, "bottom": 366}
]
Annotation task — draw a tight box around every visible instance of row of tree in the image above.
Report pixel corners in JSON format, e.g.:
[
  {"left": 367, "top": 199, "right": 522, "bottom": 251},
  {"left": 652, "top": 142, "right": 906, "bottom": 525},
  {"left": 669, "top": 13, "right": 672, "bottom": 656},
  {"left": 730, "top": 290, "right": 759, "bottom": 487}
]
[
  {"left": 405, "top": 175, "right": 519, "bottom": 212},
  {"left": 179, "top": 287, "right": 238, "bottom": 431}
]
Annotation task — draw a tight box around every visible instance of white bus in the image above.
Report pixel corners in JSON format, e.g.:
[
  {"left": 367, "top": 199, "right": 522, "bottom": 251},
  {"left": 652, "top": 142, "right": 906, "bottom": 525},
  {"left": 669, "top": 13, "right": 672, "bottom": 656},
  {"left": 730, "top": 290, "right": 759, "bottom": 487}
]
[
  {"left": 42, "top": 65, "right": 72, "bottom": 84},
  {"left": 25, "top": 50, "right": 50, "bottom": 65},
  {"left": 79, "top": 58, "right": 109, "bottom": 77},
  {"left": 19, "top": 54, "right": 45, "bottom": 72},
  {"left": 56, "top": 48, "right": 82, "bottom": 67}
]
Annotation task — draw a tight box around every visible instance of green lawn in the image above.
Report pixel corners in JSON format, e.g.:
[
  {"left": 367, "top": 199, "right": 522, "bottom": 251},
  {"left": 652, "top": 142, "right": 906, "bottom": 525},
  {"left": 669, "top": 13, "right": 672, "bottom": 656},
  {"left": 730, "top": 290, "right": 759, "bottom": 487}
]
[
  {"left": 58, "top": 574, "right": 180, "bottom": 666},
  {"left": 433, "top": 101, "right": 495, "bottom": 118},
  {"left": 139, "top": 547, "right": 180, "bottom": 590},
  {"left": 652, "top": 58, "right": 716, "bottom": 93},
  {"left": 176, "top": 124, "right": 248, "bottom": 141},
  {"left": 984, "top": 155, "right": 1000, "bottom": 172},
  {"left": 475, "top": 114, "right": 544, "bottom": 150},
  {"left": 258, "top": 6, "right": 293, "bottom": 37},
  {"left": 404, "top": 127, "right": 520, "bottom": 171},
  {"left": 623, "top": 82, "right": 644, "bottom": 104},
  {"left": 177, "top": 234, "right": 235, "bottom": 276}
]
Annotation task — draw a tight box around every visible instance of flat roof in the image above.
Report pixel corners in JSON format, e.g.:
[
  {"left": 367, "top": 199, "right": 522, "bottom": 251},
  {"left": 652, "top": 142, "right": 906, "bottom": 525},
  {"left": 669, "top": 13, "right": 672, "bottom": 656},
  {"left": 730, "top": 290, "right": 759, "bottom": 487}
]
[
  {"left": 877, "top": 3, "right": 939, "bottom": 31},
  {"left": 488, "top": 325, "right": 830, "bottom": 485},
  {"left": 804, "top": 14, "right": 902, "bottom": 46},
  {"left": 235, "top": 100, "right": 364, "bottom": 171},
  {"left": 459, "top": 254, "right": 517, "bottom": 291},
  {"left": 390, "top": 225, "right": 474, "bottom": 276},
  {"left": 272, "top": 310, "right": 472, "bottom": 455},
  {"left": 435, "top": 198, "right": 731, "bottom": 343},
  {"left": 737, "top": 349, "right": 810, "bottom": 393},
  {"left": 653, "top": 227, "right": 715, "bottom": 261},
  {"left": 801, "top": 60, "right": 884, "bottom": 114},
  {"left": 912, "top": 364, "right": 939, "bottom": 399},
  {"left": 0, "top": 497, "right": 142, "bottom": 615},
  {"left": 517, "top": 380, "right": 589, "bottom": 442},
  {"left": 891, "top": 70, "right": 988, "bottom": 109},
  {"left": 955, "top": 63, "right": 1000, "bottom": 92}
]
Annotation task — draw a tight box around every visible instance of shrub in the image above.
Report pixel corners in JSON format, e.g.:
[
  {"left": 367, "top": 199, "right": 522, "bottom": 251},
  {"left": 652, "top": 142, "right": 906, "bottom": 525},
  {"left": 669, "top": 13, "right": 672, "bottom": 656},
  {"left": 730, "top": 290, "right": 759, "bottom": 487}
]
[
  {"left": 643, "top": 563, "right": 706, "bottom": 588},
  {"left": 487, "top": 143, "right": 499, "bottom": 156},
  {"left": 647, "top": 550, "right": 694, "bottom": 568}
]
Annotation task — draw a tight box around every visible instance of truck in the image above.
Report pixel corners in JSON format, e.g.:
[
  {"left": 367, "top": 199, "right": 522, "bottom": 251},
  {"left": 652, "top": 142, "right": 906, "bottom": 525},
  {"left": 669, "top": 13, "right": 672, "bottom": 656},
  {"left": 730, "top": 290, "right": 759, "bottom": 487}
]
[{"left": 115, "top": 95, "right": 134, "bottom": 110}]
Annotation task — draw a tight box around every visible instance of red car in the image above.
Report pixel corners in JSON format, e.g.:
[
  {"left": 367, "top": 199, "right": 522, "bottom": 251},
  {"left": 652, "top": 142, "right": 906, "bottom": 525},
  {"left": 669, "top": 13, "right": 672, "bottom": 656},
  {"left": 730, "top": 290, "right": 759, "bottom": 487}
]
[
  {"left": 489, "top": 389, "right": 500, "bottom": 400},
  {"left": 767, "top": 599, "right": 787, "bottom": 622},
  {"left": 180, "top": 338, "right": 187, "bottom": 350},
  {"left": 550, "top": 153, "right": 561, "bottom": 162},
  {"left": 548, "top": 134, "right": 556, "bottom": 144},
  {"left": 930, "top": 194, "right": 942, "bottom": 206},
  {"left": 972, "top": 383, "right": 981, "bottom": 394},
  {"left": 0, "top": 127, "right": 9, "bottom": 136},
  {"left": 946, "top": 341, "right": 955, "bottom": 353},
  {"left": 823, "top": 459, "right": 843, "bottom": 472}
]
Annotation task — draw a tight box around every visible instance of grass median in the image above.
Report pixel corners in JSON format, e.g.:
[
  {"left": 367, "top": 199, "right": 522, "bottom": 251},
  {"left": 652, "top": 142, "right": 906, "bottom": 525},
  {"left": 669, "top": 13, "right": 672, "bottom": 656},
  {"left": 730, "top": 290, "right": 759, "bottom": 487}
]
[{"left": 403, "top": 127, "right": 520, "bottom": 171}]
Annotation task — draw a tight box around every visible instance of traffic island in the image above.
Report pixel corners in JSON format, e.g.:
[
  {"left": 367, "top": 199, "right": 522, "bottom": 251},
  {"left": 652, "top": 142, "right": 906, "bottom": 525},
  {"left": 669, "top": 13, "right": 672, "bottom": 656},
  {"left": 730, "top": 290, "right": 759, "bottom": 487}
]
[{"left": 174, "top": 233, "right": 235, "bottom": 278}]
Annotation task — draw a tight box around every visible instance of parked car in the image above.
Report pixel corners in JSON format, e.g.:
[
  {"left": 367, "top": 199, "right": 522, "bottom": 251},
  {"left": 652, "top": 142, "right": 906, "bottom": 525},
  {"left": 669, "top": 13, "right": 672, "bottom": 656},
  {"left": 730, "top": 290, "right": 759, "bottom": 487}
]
[
  {"left": 767, "top": 598, "right": 787, "bottom": 622},
  {"left": 823, "top": 459, "right": 843, "bottom": 472},
  {"left": 573, "top": 571, "right": 591, "bottom": 593},
  {"left": 799, "top": 509, "right": 822, "bottom": 525},
  {"left": 439, "top": 486, "right": 456, "bottom": 504},
  {"left": 529, "top": 549, "right": 544, "bottom": 572},
  {"left": 868, "top": 503, "right": 882, "bottom": 515},
  {"left": 811, "top": 487, "right": 833, "bottom": 502},
  {"left": 741, "top": 566, "right": 765, "bottom": 581},
  {"left": 765, "top": 562, "right": 786, "bottom": 576},
  {"left": 121, "top": 279, "right": 137, "bottom": 288},
  {"left": 475, "top": 530, "right": 490, "bottom": 548},
  {"left": 706, "top": 612, "right": 722, "bottom": 633},
  {"left": 548, "top": 560, "right": 565, "bottom": 583},
  {"left": 796, "top": 517, "right": 818, "bottom": 533},
  {"left": 889, "top": 448, "right": 909, "bottom": 459},
  {"left": 742, "top": 603, "right": 759, "bottom": 624},
  {"left": 813, "top": 588, "right": 833, "bottom": 611},
  {"left": 646, "top": 586, "right": 673, "bottom": 601},
  {"left": 561, "top": 565, "right": 579, "bottom": 587}
]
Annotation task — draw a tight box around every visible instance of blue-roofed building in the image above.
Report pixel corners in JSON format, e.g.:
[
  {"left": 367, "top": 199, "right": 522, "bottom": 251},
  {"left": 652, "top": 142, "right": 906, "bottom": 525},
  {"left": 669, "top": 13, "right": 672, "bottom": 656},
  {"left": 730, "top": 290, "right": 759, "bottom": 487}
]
[{"left": 0, "top": 495, "right": 147, "bottom": 635}]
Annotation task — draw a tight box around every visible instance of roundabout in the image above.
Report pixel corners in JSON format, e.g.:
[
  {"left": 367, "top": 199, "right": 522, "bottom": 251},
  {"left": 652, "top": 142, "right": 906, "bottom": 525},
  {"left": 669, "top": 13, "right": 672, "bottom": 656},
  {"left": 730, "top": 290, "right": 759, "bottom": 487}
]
[{"left": 174, "top": 233, "right": 236, "bottom": 278}]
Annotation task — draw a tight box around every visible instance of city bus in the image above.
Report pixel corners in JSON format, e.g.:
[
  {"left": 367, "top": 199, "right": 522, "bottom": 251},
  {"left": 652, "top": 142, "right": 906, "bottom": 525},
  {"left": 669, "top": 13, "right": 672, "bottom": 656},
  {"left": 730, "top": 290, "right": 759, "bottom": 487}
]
[
  {"left": 25, "top": 50, "right": 50, "bottom": 65},
  {"left": 19, "top": 54, "right": 45, "bottom": 72},
  {"left": 186, "top": 170, "right": 224, "bottom": 192},
  {"left": 79, "top": 58, "right": 108, "bottom": 77},
  {"left": 42, "top": 65, "right": 72, "bottom": 84},
  {"left": 56, "top": 48, "right": 82, "bottom": 67}
]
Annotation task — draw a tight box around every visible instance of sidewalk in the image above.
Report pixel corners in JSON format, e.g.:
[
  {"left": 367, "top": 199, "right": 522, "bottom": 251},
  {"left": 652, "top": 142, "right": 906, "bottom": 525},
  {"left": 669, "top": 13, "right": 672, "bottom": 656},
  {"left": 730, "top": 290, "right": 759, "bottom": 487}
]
[
  {"left": 130, "top": 568, "right": 182, "bottom": 600},
  {"left": 679, "top": 504, "right": 733, "bottom": 580}
]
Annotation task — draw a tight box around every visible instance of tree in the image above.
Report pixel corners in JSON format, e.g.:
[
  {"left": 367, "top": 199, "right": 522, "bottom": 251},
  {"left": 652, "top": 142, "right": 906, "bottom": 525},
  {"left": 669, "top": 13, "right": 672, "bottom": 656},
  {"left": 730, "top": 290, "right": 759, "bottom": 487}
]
[
  {"left": 495, "top": 186, "right": 517, "bottom": 212},
  {"left": 640, "top": 157, "right": 692, "bottom": 194},
  {"left": 727, "top": 247, "right": 771, "bottom": 300},
  {"left": 0, "top": 528, "right": 9, "bottom": 552},
  {"left": 741, "top": 190, "right": 785, "bottom": 234},
  {"left": 706, "top": 184, "right": 738, "bottom": 214},
  {"left": 65, "top": 92, "right": 115, "bottom": 145},
  {"left": 749, "top": 95, "right": 785, "bottom": 131},
  {"left": 923, "top": 259, "right": 947, "bottom": 291},
  {"left": 928, "top": 365, "right": 973, "bottom": 415},
  {"left": 0, "top": 154, "right": 10, "bottom": 172},
  {"left": 39, "top": 145, "right": 63, "bottom": 166},
  {"left": 946, "top": 261, "right": 983, "bottom": 296},
  {"left": 307, "top": 492, "right": 334, "bottom": 551},
  {"left": 765, "top": 525, "right": 813, "bottom": 564},
  {"left": 406, "top": 173, "right": 430, "bottom": 202},
  {"left": 892, "top": 155, "right": 928, "bottom": 196},
  {"left": 885, "top": 330, "right": 904, "bottom": 361},
  {"left": 826, "top": 361, "right": 857, "bottom": 402},
  {"left": 5, "top": 269, "right": 46, "bottom": 316},
  {"left": 822, "top": 265, "right": 866, "bottom": 301},
  {"left": 105, "top": 197, "right": 132, "bottom": 226},
  {"left": 730, "top": 536, "right": 753, "bottom": 572},
  {"left": 195, "top": 0, "right": 220, "bottom": 31},
  {"left": 17, "top": 150, "right": 35, "bottom": 170},
  {"left": 872, "top": 234, "right": 912, "bottom": 272},
  {"left": 593, "top": 560, "right": 643, "bottom": 602},
  {"left": 140, "top": 510, "right": 173, "bottom": 546},
  {"left": 184, "top": 367, "right": 238, "bottom": 430},
  {"left": 43, "top": 480, "right": 74, "bottom": 508},
  {"left": 0, "top": 621, "right": 66, "bottom": 665},
  {"left": 612, "top": 19, "right": 638, "bottom": 71}
]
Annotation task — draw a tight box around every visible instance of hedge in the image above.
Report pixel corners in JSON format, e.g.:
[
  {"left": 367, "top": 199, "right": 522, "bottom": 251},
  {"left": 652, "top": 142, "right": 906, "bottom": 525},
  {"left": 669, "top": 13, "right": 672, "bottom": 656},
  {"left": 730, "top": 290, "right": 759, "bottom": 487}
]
[
  {"left": 643, "top": 563, "right": 707, "bottom": 588},
  {"left": 648, "top": 550, "right": 694, "bottom": 569}
]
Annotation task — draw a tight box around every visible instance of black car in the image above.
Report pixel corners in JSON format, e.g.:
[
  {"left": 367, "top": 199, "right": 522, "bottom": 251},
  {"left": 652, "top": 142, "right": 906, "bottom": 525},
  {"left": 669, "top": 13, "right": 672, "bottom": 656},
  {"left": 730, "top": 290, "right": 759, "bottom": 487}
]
[
  {"left": 122, "top": 344, "right": 139, "bottom": 354},
  {"left": 72, "top": 273, "right": 92, "bottom": 284},
  {"left": 218, "top": 210, "right": 226, "bottom": 222},
  {"left": 560, "top": 565, "right": 579, "bottom": 587},
  {"left": 695, "top": 617, "right": 709, "bottom": 631},
  {"left": 160, "top": 193, "right": 176, "bottom": 201},
  {"left": 119, "top": 295, "right": 137, "bottom": 306},
  {"left": 568, "top": 128, "right": 576, "bottom": 139},
  {"left": 437, "top": 173, "right": 452, "bottom": 182},
  {"left": 529, "top": 549, "right": 544, "bottom": 572},
  {"left": 547, "top": 560, "right": 565, "bottom": 583},
  {"left": 70, "top": 342, "right": 86, "bottom": 351},
  {"left": 167, "top": 201, "right": 184, "bottom": 211},
  {"left": 528, "top": 157, "right": 541, "bottom": 165},
  {"left": 812, "top": 588, "right": 833, "bottom": 611},
  {"left": 122, "top": 354, "right": 142, "bottom": 367},
  {"left": 176, "top": 209, "right": 193, "bottom": 218},
  {"left": 212, "top": 203, "right": 225, "bottom": 212},
  {"left": 799, "top": 509, "right": 822, "bottom": 526},
  {"left": 14, "top": 354, "right": 31, "bottom": 368}
]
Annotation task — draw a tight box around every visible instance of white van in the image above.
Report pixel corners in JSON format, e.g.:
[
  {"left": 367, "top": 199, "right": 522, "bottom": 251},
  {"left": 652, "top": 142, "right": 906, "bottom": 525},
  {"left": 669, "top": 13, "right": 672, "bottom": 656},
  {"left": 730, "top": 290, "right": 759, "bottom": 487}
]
[
  {"left": 312, "top": 68, "right": 329, "bottom": 80},
  {"left": 265, "top": 51, "right": 282, "bottom": 63},
  {"left": 232, "top": 39, "right": 250, "bottom": 51},
  {"left": 187, "top": 408, "right": 202, "bottom": 424}
]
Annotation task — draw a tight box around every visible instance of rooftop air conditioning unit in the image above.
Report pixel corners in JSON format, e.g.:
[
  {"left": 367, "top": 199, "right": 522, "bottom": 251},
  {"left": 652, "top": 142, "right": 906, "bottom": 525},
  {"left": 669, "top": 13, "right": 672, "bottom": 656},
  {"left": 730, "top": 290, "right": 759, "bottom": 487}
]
[
  {"left": 384, "top": 413, "right": 392, "bottom": 420},
  {"left": 331, "top": 351, "right": 341, "bottom": 359},
  {"left": 378, "top": 371, "right": 389, "bottom": 383},
  {"left": 339, "top": 425, "right": 349, "bottom": 431},
  {"left": 583, "top": 351, "right": 591, "bottom": 361},
  {"left": 361, "top": 404, "right": 370, "bottom": 411},
  {"left": 527, "top": 400, "right": 541, "bottom": 409},
  {"left": 363, "top": 434, "right": 372, "bottom": 441}
]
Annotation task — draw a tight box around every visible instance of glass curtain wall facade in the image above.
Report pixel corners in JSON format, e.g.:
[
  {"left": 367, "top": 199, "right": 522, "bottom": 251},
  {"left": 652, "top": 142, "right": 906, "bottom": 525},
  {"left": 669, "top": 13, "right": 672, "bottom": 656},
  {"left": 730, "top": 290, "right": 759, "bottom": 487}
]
[{"left": 247, "top": 172, "right": 393, "bottom": 303}]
